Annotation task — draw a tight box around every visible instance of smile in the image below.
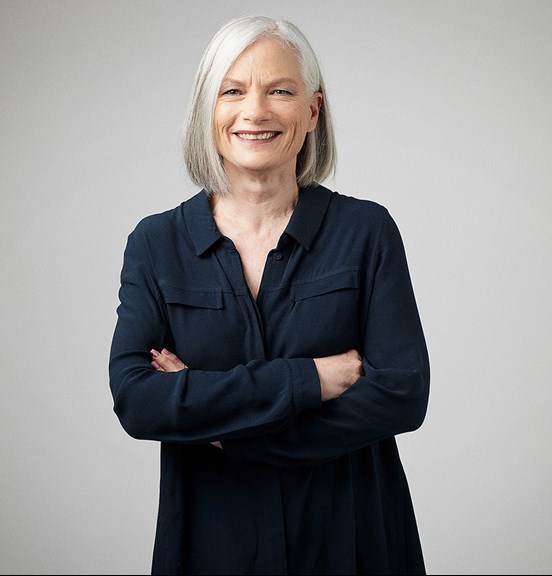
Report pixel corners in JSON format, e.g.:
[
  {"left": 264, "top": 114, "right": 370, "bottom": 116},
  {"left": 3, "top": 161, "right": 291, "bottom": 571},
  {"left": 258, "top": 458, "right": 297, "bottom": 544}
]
[{"left": 234, "top": 131, "right": 280, "bottom": 140}]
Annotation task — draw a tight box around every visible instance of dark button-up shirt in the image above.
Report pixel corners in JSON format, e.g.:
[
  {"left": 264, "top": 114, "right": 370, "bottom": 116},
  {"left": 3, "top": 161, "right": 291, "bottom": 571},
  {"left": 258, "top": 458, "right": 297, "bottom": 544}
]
[{"left": 109, "top": 185, "right": 430, "bottom": 575}]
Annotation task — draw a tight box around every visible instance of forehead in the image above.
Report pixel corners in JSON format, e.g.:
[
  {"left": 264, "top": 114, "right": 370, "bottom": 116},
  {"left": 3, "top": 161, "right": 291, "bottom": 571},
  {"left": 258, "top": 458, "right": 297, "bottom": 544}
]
[{"left": 225, "top": 37, "right": 303, "bottom": 79}]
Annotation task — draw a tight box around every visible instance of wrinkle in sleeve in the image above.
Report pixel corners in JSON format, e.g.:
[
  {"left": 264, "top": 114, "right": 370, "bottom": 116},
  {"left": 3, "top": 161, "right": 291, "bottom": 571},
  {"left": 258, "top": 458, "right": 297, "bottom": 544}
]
[
  {"left": 108, "top": 231, "right": 321, "bottom": 445},
  {"left": 222, "top": 208, "right": 430, "bottom": 467}
]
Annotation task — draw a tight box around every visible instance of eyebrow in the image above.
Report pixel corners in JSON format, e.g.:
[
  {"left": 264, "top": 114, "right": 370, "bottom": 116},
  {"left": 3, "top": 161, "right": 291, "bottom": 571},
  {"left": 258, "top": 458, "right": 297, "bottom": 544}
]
[{"left": 220, "top": 77, "right": 300, "bottom": 88}]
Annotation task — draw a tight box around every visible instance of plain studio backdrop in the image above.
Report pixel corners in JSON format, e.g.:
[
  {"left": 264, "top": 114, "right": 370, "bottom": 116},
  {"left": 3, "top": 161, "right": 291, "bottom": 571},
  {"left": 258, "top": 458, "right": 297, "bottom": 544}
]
[{"left": 1, "top": 1, "right": 551, "bottom": 574}]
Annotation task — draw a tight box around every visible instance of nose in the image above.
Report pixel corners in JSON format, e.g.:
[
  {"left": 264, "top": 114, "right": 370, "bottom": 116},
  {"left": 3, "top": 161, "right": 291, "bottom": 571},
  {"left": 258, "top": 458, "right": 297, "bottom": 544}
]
[{"left": 241, "top": 91, "right": 270, "bottom": 123}]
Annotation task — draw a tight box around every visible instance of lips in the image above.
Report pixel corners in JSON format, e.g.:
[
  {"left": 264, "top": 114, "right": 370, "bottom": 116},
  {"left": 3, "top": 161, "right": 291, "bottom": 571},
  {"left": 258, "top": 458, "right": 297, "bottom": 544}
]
[{"left": 234, "top": 131, "right": 281, "bottom": 140}]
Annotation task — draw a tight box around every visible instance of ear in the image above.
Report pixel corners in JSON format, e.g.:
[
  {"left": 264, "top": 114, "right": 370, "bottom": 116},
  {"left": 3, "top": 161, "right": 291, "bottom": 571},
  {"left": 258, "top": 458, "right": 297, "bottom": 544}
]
[{"left": 307, "top": 92, "right": 323, "bottom": 132}]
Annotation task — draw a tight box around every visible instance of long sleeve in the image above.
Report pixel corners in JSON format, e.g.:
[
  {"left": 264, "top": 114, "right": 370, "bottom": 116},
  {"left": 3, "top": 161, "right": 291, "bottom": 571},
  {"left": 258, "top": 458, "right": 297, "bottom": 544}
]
[
  {"left": 108, "top": 230, "right": 321, "bottom": 445},
  {"left": 222, "top": 210, "right": 430, "bottom": 467}
]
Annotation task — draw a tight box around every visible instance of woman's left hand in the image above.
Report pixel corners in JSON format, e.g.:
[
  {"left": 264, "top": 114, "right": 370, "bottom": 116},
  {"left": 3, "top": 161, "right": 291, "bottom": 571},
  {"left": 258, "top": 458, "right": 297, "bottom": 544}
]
[{"left": 150, "top": 348, "right": 187, "bottom": 372}]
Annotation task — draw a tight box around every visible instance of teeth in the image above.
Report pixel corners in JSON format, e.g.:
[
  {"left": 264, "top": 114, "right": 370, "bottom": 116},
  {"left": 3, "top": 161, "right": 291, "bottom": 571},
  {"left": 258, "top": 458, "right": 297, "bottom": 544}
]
[{"left": 236, "top": 132, "right": 277, "bottom": 140}]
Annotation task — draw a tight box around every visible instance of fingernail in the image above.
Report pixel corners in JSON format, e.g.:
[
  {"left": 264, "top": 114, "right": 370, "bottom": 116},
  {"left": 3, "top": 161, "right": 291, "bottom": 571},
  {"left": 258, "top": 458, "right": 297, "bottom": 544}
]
[
  {"left": 150, "top": 349, "right": 159, "bottom": 357},
  {"left": 151, "top": 360, "right": 160, "bottom": 370},
  {"left": 162, "top": 348, "right": 171, "bottom": 356}
]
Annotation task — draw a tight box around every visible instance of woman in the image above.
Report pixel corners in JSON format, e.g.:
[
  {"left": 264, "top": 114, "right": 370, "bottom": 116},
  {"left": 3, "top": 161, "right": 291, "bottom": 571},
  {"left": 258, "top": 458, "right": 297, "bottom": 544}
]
[{"left": 109, "top": 15, "right": 430, "bottom": 575}]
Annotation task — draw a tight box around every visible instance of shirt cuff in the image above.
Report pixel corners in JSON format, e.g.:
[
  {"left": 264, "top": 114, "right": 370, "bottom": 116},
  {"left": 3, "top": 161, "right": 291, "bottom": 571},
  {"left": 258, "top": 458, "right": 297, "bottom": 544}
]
[
  {"left": 221, "top": 358, "right": 320, "bottom": 463},
  {"left": 288, "top": 357, "right": 321, "bottom": 413}
]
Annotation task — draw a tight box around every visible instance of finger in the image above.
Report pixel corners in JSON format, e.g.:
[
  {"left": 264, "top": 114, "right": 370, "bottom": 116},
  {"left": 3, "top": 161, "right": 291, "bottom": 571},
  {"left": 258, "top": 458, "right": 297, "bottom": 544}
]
[
  {"left": 151, "top": 348, "right": 187, "bottom": 372},
  {"left": 159, "top": 347, "right": 184, "bottom": 366},
  {"left": 155, "top": 354, "right": 186, "bottom": 371},
  {"left": 151, "top": 360, "right": 164, "bottom": 372}
]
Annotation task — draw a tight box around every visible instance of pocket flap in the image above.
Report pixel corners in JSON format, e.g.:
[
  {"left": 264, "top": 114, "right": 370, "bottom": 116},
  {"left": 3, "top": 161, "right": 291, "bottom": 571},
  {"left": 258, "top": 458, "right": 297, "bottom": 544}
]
[
  {"left": 292, "top": 269, "right": 358, "bottom": 301},
  {"left": 160, "top": 285, "right": 223, "bottom": 309}
]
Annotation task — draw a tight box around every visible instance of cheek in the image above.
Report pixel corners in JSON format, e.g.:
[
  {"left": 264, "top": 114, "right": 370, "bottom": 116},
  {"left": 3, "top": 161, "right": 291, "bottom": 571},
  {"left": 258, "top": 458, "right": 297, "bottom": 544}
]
[
  {"left": 214, "top": 105, "right": 233, "bottom": 130},
  {"left": 292, "top": 102, "right": 316, "bottom": 132},
  {"left": 213, "top": 116, "right": 232, "bottom": 151},
  {"left": 287, "top": 107, "right": 314, "bottom": 142}
]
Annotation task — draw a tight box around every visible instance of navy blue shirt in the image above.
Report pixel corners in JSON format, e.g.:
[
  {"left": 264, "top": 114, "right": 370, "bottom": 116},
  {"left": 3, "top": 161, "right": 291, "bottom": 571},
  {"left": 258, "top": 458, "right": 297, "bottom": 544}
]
[{"left": 109, "top": 185, "right": 430, "bottom": 575}]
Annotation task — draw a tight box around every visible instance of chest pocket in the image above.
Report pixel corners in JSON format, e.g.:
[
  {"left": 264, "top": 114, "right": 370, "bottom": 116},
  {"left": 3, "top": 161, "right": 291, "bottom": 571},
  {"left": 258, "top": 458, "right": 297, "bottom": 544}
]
[
  {"left": 161, "top": 285, "right": 223, "bottom": 310},
  {"left": 159, "top": 285, "right": 246, "bottom": 370},
  {"left": 288, "top": 268, "right": 360, "bottom": 356},
  {"left": 291, "top": 268, "right": 359, "bottom": 301}
]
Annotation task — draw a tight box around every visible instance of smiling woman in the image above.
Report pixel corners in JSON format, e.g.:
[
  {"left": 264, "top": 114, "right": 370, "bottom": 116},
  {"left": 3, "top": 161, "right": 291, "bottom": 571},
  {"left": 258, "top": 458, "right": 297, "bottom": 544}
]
[
  {"left": 213, "top": 38, "right": 322, "bottom": 186},
  {"left": 183, "top": 16, "right": 335, "bottom": 198},
  {"left": 109, "top": 14, "right": 430, "bottom": 576}
]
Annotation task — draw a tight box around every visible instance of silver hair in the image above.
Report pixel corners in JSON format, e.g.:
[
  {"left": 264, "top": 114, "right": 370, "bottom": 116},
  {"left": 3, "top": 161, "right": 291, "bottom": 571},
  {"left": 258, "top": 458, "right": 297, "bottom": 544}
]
[{"left": 183, "top": 15, "right": 337, "bottom": 196}]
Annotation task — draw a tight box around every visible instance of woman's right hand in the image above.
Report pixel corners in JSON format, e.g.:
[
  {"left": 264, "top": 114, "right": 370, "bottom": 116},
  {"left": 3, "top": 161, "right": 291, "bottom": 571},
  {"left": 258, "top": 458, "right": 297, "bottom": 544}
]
[{"left": 314, "top": 349, "right": 363, "bottom": 402}]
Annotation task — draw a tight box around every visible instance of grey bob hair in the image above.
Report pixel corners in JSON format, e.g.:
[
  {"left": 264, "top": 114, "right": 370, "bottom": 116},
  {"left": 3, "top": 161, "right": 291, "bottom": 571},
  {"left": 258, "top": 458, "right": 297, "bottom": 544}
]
[{"left": 183, "top": 15, "right": 337, "bottom": 196}]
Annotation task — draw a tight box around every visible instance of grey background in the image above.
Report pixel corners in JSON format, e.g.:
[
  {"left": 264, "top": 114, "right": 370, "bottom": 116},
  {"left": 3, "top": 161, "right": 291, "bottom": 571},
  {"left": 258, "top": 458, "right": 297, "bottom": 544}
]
[{"left": 1, "top": 1, "right": 551, "bottom": 574}]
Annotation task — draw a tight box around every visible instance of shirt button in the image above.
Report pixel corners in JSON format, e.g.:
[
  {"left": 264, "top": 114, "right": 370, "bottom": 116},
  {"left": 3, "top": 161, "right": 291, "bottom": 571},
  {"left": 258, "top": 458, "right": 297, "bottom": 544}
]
[{"left": 273, "top": 251, "right": 283, "bottom": 261}]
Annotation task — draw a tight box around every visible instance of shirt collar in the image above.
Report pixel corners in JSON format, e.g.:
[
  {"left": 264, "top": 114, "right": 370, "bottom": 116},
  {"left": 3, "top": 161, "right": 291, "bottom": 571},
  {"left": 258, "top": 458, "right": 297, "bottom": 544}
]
[
  {"left": 184, "top": 185, "right": 333, "bottom": 256},
  {"left": 285, "top": 185, "right": 333, "bottom": 250},
  {"left": 183, "top": 191, "right": 223, "bottom": 256}
]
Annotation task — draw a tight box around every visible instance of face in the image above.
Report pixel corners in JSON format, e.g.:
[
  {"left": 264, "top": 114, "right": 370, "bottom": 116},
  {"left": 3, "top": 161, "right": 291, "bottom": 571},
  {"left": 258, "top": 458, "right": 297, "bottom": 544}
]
[{"left": 214, "top": 37, "right": 322, "bottom": 182}]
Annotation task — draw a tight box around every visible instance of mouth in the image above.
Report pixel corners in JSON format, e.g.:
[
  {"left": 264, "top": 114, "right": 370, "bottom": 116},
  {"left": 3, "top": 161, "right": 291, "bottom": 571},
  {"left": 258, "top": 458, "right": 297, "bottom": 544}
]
[{"left": 234, "top": 131, "right": 281, "bottom": 141}]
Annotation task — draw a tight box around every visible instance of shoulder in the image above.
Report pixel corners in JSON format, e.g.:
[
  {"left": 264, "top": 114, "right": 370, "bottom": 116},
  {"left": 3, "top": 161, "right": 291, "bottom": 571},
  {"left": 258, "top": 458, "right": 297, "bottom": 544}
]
[
  {"left": 131, "top": 204, "right": 183, "bottom": 240},
  {"left": 121, "top": 206, "right": 186, "bottom": 270},
  {"left": 323, "top": 189, "right": 406, "bottom": 255},
  {"left": 327, "top": 188, "right": 393, "bottom": 228},
  {"left": 128, "top": 189, "right": 206, "bottom": 246}
]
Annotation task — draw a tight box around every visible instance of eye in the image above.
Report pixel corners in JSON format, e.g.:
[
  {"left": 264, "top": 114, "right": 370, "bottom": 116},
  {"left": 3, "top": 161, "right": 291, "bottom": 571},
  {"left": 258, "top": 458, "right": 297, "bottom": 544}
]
[
  {"left": 272, "top": 89, "right": 293, "bottom": 96},
  {"left": 221, "top": 89, "right": 241, "bottom": 96}
]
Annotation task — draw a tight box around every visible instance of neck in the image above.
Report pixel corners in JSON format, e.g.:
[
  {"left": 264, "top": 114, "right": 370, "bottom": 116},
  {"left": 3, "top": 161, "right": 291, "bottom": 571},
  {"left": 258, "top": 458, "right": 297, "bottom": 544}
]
[{"left": 211, "top": 172, "right": 299, "bottom": 233}]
